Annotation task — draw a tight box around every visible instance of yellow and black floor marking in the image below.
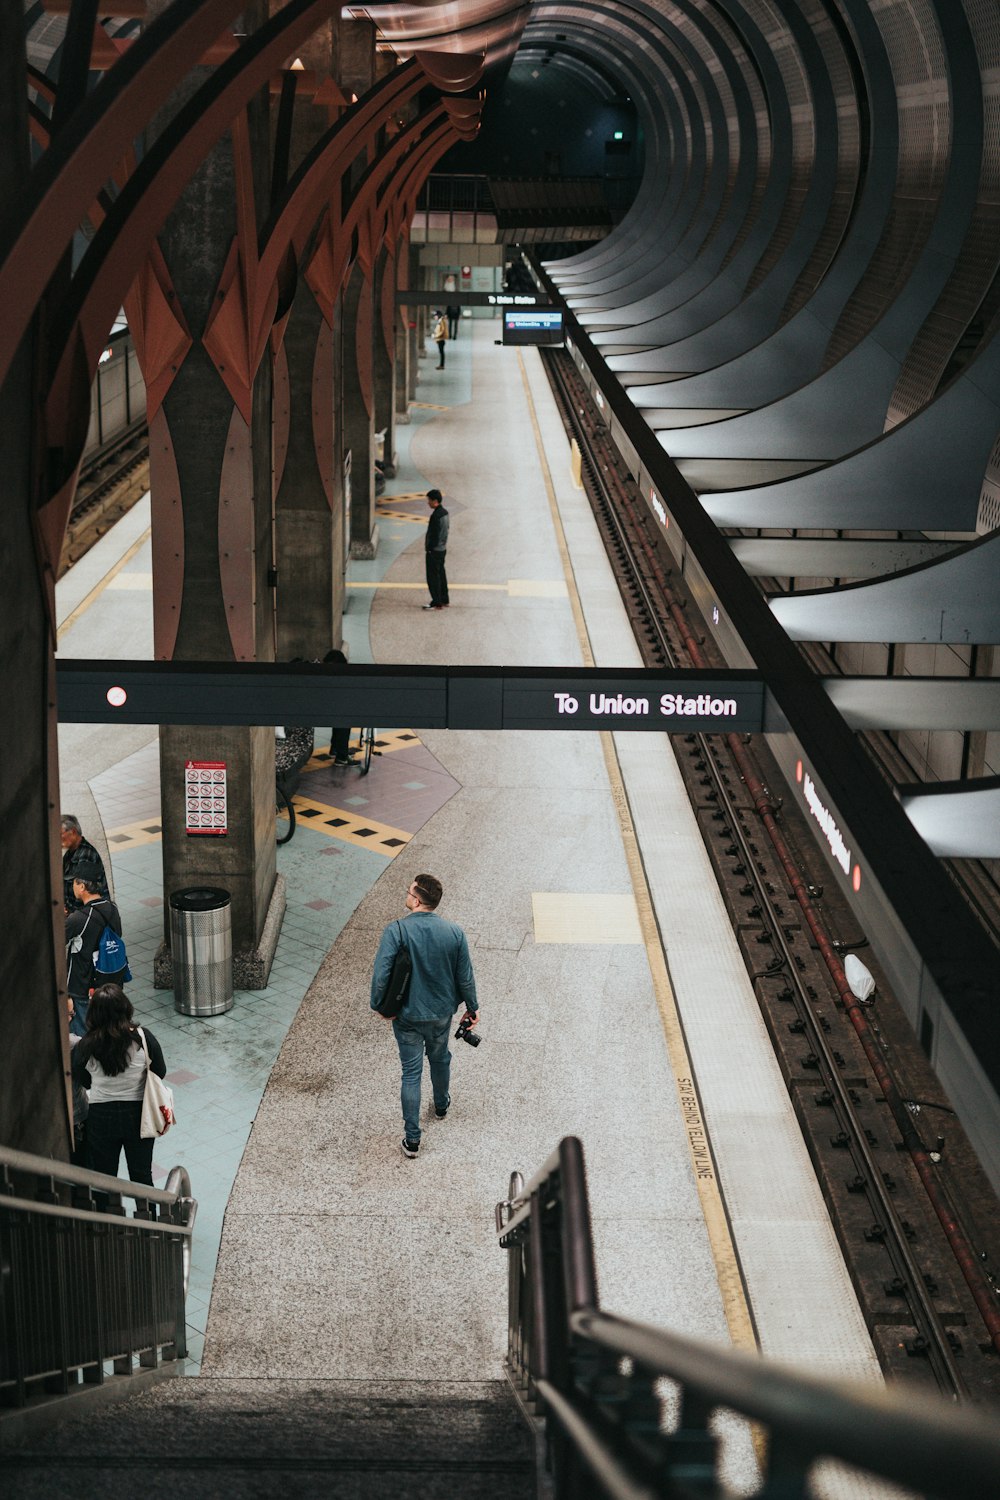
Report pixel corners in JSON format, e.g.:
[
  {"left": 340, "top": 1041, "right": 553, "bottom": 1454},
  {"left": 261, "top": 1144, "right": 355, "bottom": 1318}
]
[
  {"left": 375, "top": 507, "right": 426, "bottom": 524},
  {"left": 304, "top": 729, "right": 423, "bottom": 773},
  {"left": 281, "top": 796, "right": 411, "bottom": 856},
  {"left": 410, "top": 401, "right": 449, "bottom": 411}
]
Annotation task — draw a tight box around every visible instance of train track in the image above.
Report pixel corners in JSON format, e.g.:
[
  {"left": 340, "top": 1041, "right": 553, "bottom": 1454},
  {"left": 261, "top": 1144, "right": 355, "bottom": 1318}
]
[
  {"left": 59, "top": 423, "right": 149, "bottom": 577},
  {"left": 541, "top": 345, "right": 1000, "bottom": 1407}
]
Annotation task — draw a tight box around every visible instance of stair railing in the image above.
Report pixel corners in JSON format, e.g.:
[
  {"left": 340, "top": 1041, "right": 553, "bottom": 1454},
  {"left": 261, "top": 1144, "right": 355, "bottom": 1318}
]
[
  {"left": 0, "top": 1144, "right": 196, "bottom": 1419},
  {"left": 496, "top": 1136, "right": 1000, "bottom": 1499}
]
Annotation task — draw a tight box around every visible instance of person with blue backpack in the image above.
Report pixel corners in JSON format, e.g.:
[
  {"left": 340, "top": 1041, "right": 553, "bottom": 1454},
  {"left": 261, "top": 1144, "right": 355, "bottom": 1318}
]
[{"left": 65, "top": 877, "right": 131, "bottom": 1037}]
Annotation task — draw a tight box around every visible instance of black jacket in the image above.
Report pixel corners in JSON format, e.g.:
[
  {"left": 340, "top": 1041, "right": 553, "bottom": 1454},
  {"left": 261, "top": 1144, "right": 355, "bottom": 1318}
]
[
  {"left": 426, "top": 505, "right": 449, "bottom": 552},
  {"left": 63, "top": 838, "right": 109, "bottom": 911},
  {"left": 65, "top": 898, "right": 123, "bottom": 998}
]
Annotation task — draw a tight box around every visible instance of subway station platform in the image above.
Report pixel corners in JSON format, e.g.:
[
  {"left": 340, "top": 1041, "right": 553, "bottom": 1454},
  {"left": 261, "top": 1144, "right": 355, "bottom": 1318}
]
[{"left": 56, "top": 321, "right": 885, "bottom": 1493}]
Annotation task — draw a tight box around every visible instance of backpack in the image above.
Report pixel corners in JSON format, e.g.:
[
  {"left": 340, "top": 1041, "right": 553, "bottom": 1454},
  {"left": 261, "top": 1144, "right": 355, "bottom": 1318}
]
[{"left": 92, "top": 907, "right": 133, "bottom": 983}]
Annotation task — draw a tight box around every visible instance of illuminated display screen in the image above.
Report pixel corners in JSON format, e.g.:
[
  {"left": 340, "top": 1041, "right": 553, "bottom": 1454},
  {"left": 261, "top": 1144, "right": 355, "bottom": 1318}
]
[{"left": 503, "top": 310, "right": 565, "bottom": 347}]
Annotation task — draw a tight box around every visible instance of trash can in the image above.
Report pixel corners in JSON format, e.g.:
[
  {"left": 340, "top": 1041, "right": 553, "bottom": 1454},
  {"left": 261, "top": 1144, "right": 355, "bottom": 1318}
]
[{"left": 169, "top": 887, "right": 233, "bottom": 1016}]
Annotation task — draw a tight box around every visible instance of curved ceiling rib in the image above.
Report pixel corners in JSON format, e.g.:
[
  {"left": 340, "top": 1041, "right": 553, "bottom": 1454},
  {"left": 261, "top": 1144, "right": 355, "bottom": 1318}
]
[{"left": 516, "top": 1, "right": 999, "bottom": 862}]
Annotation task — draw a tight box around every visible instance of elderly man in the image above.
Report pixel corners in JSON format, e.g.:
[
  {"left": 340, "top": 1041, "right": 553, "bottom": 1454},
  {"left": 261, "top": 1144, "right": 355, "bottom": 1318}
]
[{"left": 61, "top": 814, "right": 109, "bottom": 912}]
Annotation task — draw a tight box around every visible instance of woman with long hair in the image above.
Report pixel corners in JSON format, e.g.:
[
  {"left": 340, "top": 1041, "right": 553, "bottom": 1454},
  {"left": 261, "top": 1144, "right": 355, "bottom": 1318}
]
[{"left": 70, "top": 983, "right": 167, "bottom": 1185}]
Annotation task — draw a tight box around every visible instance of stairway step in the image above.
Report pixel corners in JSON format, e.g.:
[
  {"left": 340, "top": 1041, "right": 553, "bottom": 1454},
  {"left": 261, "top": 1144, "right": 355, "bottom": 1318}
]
[{"left": 1, "top": 1379, "right": 536, "bottom": 1498}]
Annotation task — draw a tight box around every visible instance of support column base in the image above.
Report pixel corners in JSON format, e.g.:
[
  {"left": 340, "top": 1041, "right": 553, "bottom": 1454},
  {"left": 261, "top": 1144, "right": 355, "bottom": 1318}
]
[
  {"left": 350, "top": 523, "right": 380, "bottom": 560},
  {"left": 153, "top": 872, "right": 287, "bottom": 992}
]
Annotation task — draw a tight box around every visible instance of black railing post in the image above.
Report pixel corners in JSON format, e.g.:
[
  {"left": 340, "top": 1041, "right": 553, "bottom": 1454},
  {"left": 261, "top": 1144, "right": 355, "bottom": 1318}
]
[
  {"left": 527, "top": 1190, "right": 551, "bottom": 1390},
  {"left": 558, "top": 1137, "right": 597, "bottom": 1316},
  {"left": 81, "top": 1214, "right": 106, "bottom": 1387},
  {"left": 662, "top": 1386, "right": 719, "bottom": 1489}
]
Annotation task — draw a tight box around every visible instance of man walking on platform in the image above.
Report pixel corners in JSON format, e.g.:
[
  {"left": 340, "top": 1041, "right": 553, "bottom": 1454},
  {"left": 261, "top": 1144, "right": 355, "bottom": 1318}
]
[
  {"left": 370, "top": 873, "right": 478, "bottom": 1158},
  {"left": 423, "top": 489, "right": 450, "bottom": 610}
]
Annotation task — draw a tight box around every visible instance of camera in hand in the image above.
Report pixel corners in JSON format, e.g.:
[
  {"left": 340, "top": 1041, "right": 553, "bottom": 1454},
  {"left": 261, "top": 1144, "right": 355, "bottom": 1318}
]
[{"left": 455, "top": 1015, "right": 481, "bottom": 1047}]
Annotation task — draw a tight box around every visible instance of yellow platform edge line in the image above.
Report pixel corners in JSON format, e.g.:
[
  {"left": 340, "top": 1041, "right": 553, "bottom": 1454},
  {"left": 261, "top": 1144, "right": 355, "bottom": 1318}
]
[
  {"left": 517, "top": 348, "right": 758, "bottom": 1359},
  {"left": 57, "top": 526, "right": 152, "bottom": 642}
]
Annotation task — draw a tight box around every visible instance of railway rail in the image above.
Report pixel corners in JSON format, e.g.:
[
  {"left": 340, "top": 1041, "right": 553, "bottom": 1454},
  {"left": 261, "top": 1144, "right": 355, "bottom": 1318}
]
[
  {"left": 541, "top": 345, "right": 1000, "bottom": 1408},
  {"left": 60, "top": 422, "right": 149, "bottom": 577}
]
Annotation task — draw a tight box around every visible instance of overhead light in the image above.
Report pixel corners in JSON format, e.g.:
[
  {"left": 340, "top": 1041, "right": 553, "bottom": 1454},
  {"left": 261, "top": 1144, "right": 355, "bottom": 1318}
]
[{"left": 613, "top": 131, "right": 624, "bottom": 140}]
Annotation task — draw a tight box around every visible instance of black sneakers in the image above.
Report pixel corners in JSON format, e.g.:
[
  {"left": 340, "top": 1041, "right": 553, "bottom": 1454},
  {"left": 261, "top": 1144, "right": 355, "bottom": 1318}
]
[
  {"left": 434, "top": 1105, "right": 449, "bottom": 1119},
  {"left": 400, "top": 1137, "right": 420, "bottom": 1158}
]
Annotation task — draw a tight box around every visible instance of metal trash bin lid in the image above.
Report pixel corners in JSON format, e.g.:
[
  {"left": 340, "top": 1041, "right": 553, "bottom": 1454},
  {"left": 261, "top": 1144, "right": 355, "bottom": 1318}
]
[{"left": 169, "top": 886, "right": 231, "bottom": 912}]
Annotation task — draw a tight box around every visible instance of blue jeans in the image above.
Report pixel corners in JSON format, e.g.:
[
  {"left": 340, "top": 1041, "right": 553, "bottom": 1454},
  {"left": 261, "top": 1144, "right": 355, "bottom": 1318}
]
[{"left": 393, "top": 1015, "right": 452, "bottom": 1143}]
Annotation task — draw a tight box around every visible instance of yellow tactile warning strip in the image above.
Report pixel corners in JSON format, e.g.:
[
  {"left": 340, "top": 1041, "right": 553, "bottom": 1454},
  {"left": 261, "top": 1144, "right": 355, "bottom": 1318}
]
[
  {"left": 283, "top": 796, "right": 411, "bottom": 855},
  {"left": 518, "top": 350, "right": 758, "bottom": 1356},
  {"left": 531, "top": 892, "right": 643, "bottom": 944},
  {"left": 345, "top": 580, "right": 565, "bottom": 596},
  {"left": 107, "top": 572, "right": 153, "bottom": 589},
  {"left": 103, "top": 816, "right": 164, "bottom": 849},
  {"left": 410, "top": 401, "right": 449, "bottom": 411},
  {"left": 347, "top": 581, "right": 503, "bottom": 591},
  {"left": 508, "top": 578, "right": 569, "bottom": 598},
  {"left": 57, "top": 526, "right": 152, "bottom": 641}
]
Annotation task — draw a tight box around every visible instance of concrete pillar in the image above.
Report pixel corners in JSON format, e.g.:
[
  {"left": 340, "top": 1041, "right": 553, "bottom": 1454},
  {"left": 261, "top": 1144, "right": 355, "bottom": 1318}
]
[
  {"left": 373, "top": 244, "right": 397, "bottom": 473},
  {"left": 0, "top": 15, "right": 70, "bottom": 1156},
  {"left": 148, "top": 61, "right": 280, "bottom": 987},
  {"left": 343, "top": 257, "right": 378, "bottom": 558},
  {"left": 408, "top": 243, "right": 422, "bottom": 401},
  {"left": 340, "top": 16, "right": 375, "bottom": 101},
  {"left": 274, "top": 22, "right": 346, "bottom": 660},
  {"left": 275, "top": 282, "right": 345, "bottom": 658},
  {"left": 395, "top": 237, "right": 412, "bottom": 426}
]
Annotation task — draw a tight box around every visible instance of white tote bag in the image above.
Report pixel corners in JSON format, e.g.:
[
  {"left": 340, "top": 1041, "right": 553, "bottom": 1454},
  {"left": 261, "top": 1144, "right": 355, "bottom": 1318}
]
[{"left": 137, "top": 1026, "right": 175, "bottom": 1138}]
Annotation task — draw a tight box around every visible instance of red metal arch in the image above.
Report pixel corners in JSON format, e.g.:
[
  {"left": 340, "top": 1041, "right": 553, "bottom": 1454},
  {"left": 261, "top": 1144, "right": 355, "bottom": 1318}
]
[{"left": 0, "top": 0, "right": 332, "bottom": 391}]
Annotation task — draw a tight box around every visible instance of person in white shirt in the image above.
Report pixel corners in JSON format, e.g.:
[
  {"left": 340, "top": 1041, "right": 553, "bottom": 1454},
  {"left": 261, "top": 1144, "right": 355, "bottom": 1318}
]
[{"left": 70, "top": 984, "right": 167, "bottom": 1185}]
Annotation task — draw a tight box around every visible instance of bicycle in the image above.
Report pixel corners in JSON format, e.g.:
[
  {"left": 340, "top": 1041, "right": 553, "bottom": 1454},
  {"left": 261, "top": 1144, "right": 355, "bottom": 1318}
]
[
  {"left": 354, "top": 726, "right": 379, "bottom": 776},
  {"left": 275, "top": 778, "right": 296, "bottom": 844}
]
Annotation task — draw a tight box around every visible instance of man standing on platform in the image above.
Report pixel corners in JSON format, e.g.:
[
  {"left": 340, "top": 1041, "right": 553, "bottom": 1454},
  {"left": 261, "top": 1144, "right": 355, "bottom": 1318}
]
[
  {"left": 423, "top": 489, "right": 450, "bottom": 610},
  {"left": 61, "top": 814, "right": 109, "bottom": 911},
  {"left": 432, "top": 309, "right": 448, "bottom": 368},
  {"left": 370, "top": 873, "right": 478, "bottom": 1158},
  {"left": 65, "top": 878, "right": 125, "bottom": 1037}
]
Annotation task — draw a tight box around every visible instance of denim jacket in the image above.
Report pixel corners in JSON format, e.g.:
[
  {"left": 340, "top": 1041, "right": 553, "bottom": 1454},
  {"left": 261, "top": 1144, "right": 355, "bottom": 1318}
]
[{"left": 370, "top": 910, "right": 477, "bottom": 1022}]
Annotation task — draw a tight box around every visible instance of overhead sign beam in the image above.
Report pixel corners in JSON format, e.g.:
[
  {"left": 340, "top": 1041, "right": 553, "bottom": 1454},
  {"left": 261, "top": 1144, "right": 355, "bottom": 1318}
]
[
  {"left": 395, "top": 290, "right": 550, "bottom": 307},
  {"left": 55, "top": 662, "right": 765, "bottom": 733}
]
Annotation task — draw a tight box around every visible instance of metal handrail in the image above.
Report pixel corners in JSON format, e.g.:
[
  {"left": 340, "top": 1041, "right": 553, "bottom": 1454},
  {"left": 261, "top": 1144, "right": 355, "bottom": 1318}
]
[
  {"left": 1, "top": 1144, "right": 197, "bottom": 1417},
  {"left": 164, "top": 1165, "right": 197, "bottom": 1296},
  {"left": 497, "top": 1137, "right": 1000, "bottom": 1499},
  {"left": 0, "top": 1143, "right": 192, "bottom": 1208}
]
